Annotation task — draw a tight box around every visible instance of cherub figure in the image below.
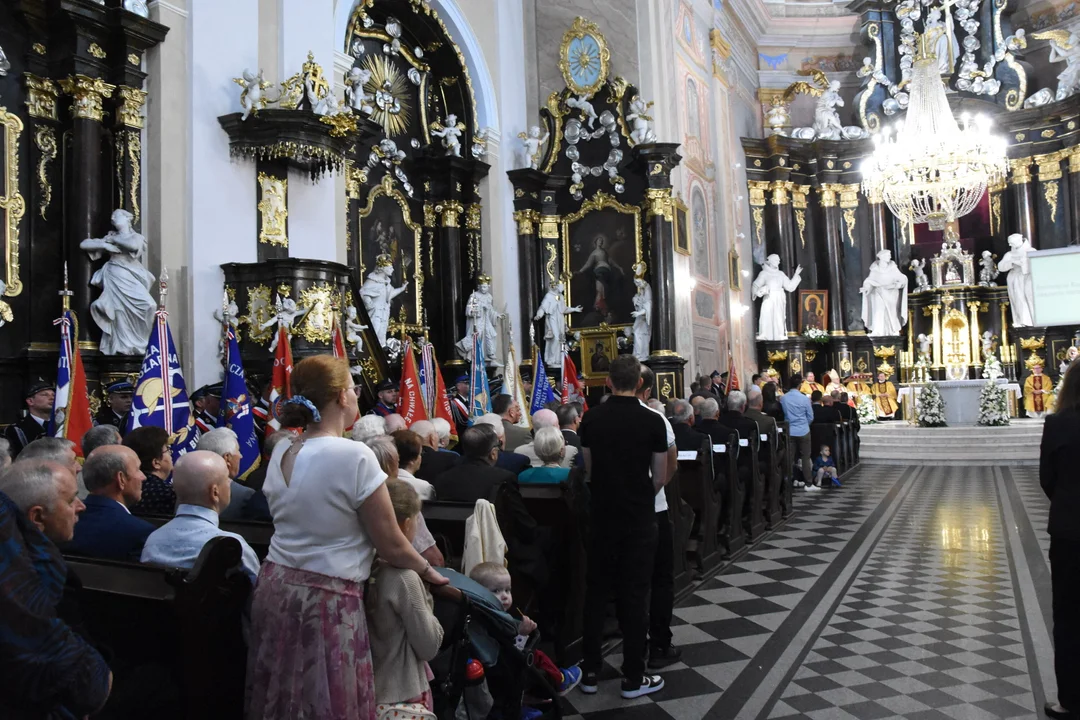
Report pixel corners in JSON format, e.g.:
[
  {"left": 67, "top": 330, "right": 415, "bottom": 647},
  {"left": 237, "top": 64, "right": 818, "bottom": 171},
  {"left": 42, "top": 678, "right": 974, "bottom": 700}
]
[
  {"left": 626, "top": 96, "right": 657, "bottom": 145},
  {"left": 1033, "top": 29, "right": 1080, "bottom": 101},
  {"left": 566, "top": 94, "right": 598, "bottom": 130},
  {"left": 431, "top": 114, "right": 465, "bottom": 157},
  {"left": 979, "top": 250, "right": 999, "bottom": 287},
  {"left": 375, "top": 79, "right": 401, "bottom": 115},
  {"left": 234, "top": 69, "right": 272, "bottom": 121},
  {"left": 261, "top": 295, "right": 307, "bottom": 353},
  {"left": 917, "top": 333, "right": 932, "bottom": 363},
  {"left": 345, "top": 305, "right": 369, "bottom": 355},
  {"left": 910, "top": 257, "right": 930, "bottom": 292},
  {"left": 214, "top": 298, "right": 240, "bottom": 362},
  {"left": 518, "top": 126, "right": 549, "bottom": 170},
  {"left": 344, "top": 66, "right": 374, "bottom": 115}
]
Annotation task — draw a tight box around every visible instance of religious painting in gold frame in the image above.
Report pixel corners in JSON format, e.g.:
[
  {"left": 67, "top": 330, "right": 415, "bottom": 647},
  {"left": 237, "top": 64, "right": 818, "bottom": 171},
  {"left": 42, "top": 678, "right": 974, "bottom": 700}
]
[
  {"left": 0, "top": 105, "right": 24, "bottom": 306},
  {"left": 729, "top": 247, "right": 741, "bottom": 290},
  {"left": 673, "top": 196, "right": 690, "bottom": 256},
  {"left": 799, "top": 289, "right": 828, "bottom": 333},
  {"left": 562, "top": 191, "right": 643, "bottom": 328},
  {"left": 580, "top": 327, "right": 617, "bottom": 383},
  {"left": 356, "top": 175, "right": 423, "bottom": 327}
]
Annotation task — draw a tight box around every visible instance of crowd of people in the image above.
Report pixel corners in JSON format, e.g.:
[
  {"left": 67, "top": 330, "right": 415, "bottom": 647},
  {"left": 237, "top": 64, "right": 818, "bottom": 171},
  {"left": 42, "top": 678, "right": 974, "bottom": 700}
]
[{"left": 0, "top": 352, "right": 871, "bottom": 719}]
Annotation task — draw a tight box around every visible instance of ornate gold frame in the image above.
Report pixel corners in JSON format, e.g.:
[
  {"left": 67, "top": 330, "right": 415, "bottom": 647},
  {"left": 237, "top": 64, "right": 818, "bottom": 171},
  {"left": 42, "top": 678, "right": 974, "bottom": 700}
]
[
  {"left": 1, "top": 106, "right": 24, "bottom": 298},
  {"left": 257, "top": 173, "right": 288, "bottom": 247},
  {"left": 579, "top": 326, "right": 617, "bottom": 383},
  {"left": 559, "top": 17, "right": 611, "bottom": 98},
  {"left": 561, "top": 191, "right": 642, "bottom": 328},
  {"left": 673, "top": 195, "right": 690, "bottom": 256},
  {"left": 357, "top": 174, "right": 423, "bottom": 325}
]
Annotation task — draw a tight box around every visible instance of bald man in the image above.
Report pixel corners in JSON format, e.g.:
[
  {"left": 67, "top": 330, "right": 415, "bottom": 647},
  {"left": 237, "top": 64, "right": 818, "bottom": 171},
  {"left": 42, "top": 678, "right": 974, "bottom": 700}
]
[
  {"left": 141, "top": 451, "right": 260, "bottom": 583},
  {"left": 514, "top": 409, "right": 579, "bottom": 468},
  {"left": 65, "top": 445, "right": 154, "bottom": 560}
]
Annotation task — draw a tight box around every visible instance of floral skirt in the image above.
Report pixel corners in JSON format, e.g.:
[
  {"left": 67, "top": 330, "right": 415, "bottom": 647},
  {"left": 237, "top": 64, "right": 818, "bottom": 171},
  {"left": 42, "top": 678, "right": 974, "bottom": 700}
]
[{"left": 246, "top": 561, "right": 376, "bottom": 720}]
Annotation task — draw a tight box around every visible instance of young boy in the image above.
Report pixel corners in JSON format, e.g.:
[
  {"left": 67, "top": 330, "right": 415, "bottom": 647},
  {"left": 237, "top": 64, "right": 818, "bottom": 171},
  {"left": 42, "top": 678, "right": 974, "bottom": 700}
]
[
  {"left": 469, "top": 562, "right": 582, "bottom": 695},
  {"left": 812, "top": 444, "right": 839, "bottom": 488}
]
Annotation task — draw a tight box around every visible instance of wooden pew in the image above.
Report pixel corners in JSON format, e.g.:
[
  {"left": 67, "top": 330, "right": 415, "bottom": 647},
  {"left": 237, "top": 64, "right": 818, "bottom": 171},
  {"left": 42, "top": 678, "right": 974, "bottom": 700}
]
[
  {"left": 664, "top": 468, "right": 696, "bottom": 594},
  {"left": 140, "top": 513, "right": 275, "bottom": 560},
  {"left": 677, "top": 436, "right": 721, "bottom": 575},
  {"left": 758, "top": 425, "right": 782, "bottom": 529},
  {"left": 776, "top": 422, "right": 795, "bottom": 518},
  {"left": 65, "top": 537, "right": 250, "bottom": 719},
  {"left": 421, "top": 500, "right": 476, "bottom": 570},
  {"left": 713, "top": 431, "right": 744, "bottom": 557},
  {"left": 741, "top": 432, "right": 766, "bottom": 542}
]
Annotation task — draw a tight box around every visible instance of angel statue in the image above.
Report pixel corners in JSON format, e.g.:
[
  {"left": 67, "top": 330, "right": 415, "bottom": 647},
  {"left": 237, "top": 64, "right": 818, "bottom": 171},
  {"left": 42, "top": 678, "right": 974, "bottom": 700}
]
[
  {"left": 261, "top": 295, "right": 307, "bottom": 353},
  {"left": 629, "top": 272, "right": 653, "bottom": 362},
  {"left": 360, "top": 255, "right": 408, "bottom": 348},
  {"left": 344, "top": 305, "right": 369, "bottom": 355},
  {"left": 431, "top": 114, "right": 465, "bottom": 157},
  {"left": 234, "top": 69, "right": 272, "bottom": 121},
  {"left": 910, "top": 257, "right": 931, "bottom": 292},
  {"left": 1047, "top": 29, "right": 1080, "bottom": 101},
  {"left": 456, "top": 276, "right": 505, "bottom": 366},
  {"left": 786, "top": 69, "right": 868, "bottom": 141},
  {"left": 518, "top": 126, "right": 549, "bottom": 170},
  {"left": 213, "top": 296, "right": 240, "bottom": 362},
  {"left": 627, "top": 96, "right": 657, "bottom": 146},
  {"left": 534, "top": 283, "right": 582, "bottom": 368},
  {"left": 978, "top": 251, "right": 999, "bottom": 287},
  {"left": 80, "top": 209, "right": 156, "bottom": 356},
  {"left": 344, "top": 66, "right": 374, "bottom": 115},
  {"left": 566, "top": 94, "right": 598, "bottom": 130},
  {"left": 917, "top": 333, "right": 932, "bottom": 364}
]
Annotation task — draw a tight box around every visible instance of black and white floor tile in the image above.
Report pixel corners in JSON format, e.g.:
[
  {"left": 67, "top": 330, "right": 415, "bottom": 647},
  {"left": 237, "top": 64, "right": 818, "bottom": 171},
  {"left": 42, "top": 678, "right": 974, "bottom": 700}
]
[{"left": 559, "top": 464, "right": 1058, "bottom": 720}]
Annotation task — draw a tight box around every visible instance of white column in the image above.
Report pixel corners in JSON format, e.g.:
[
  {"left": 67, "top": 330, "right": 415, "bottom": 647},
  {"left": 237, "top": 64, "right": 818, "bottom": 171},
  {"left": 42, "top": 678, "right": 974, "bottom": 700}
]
[
  {"left": 279, "top": 0, "right": 339, "bottom": 262},
  {"left": 189, "top": 0, "right": 260, "bottom": 387}
]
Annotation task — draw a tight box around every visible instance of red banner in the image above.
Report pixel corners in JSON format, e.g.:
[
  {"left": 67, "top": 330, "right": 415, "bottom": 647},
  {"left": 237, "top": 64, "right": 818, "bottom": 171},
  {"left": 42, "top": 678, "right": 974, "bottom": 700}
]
[
  {"left": 398, "top": 342, "right": 426, "bottom": 426},
  {"left": 268, "top": 326, "right": 293, "bottom": 433},
  {"left": 562, "top": 350, "right": 588, "bottom": 412}
]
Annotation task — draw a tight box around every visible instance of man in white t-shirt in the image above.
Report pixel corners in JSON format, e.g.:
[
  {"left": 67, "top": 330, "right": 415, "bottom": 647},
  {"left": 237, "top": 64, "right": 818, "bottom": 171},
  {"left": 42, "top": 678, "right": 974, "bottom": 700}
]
[{"left": 637, "top": 366, "right": 681, "bottom": 669}]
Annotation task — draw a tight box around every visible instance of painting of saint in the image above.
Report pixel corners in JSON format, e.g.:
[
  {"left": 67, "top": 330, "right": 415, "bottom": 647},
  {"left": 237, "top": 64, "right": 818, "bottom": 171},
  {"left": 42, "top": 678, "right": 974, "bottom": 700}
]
[
  {"left": 359, "top": 193, "right": 420, "bottom": 325},
  {"left": 567, "top": 210, "right": 638, "bottom": 327}
]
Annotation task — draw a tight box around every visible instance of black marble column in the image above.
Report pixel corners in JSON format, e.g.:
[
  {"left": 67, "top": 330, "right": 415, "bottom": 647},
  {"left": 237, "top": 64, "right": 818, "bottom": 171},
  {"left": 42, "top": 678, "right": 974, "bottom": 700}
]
[
  {"left": 1069, "top": 148, "right": 1080, "bottom": 246},
  {"left": 818, "top": 186, "right": 847, "bottom": 335},
  {"left": 59, "top": 75, "right": 114, "bottom": 345},
  {"left": 1008, "top": 157, "right": 1035, "bottom": 244}
]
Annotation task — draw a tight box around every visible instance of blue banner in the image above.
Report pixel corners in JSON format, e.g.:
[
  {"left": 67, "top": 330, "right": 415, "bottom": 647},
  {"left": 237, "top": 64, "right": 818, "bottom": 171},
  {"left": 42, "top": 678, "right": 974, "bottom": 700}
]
[
  {"left": 469, "top": 332, "right": 492, "bottom": 421},
  {"left": 127, "top": 310, "right": 200, "bottom": 460},
  {"left": 218, "top": 325, "right": 261, "bottom": 480},
  {"left": 529, "top": 345, "right": 556, "bottom": 415}
]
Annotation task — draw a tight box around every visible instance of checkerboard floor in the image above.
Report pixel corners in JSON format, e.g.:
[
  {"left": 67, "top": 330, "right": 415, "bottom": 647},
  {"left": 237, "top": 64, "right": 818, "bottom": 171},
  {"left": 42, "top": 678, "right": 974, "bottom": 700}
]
[{"left": 558, "top": 464, "right": 1057, "bottom": 720}]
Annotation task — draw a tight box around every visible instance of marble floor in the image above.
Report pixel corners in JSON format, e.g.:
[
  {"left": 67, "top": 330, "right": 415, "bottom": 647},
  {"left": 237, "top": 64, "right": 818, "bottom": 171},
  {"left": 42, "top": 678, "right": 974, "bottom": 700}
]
[{"left": 560, "top": 465, "right": 1058, "bottom": 720}]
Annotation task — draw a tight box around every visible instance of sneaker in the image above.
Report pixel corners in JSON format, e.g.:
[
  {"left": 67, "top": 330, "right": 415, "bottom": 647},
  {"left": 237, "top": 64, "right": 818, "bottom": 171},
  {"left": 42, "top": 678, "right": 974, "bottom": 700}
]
[
  {"left": 807, "top": 484, "right": 821, "bottom": 492},
  {"left": 558, "top": 665, "right": 582, "bottom": 696},
  {"left": 578, "top": 670, "right": 599, "bottom": 695},
  {"left": 621, "top": 674, "right": 665, "bottom": 699},
  {"left": 794, "top": 480, "right": 805, "bottom": 488},
  {"left": 648, "top": 644, "right": 682, "bottom": 669}
]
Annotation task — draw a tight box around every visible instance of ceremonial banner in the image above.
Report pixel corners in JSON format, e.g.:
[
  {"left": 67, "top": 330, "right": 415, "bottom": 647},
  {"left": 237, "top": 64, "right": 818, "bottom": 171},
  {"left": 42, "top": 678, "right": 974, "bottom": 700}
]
[
  {"left": 218, "top": 324, "right": 260, "bottom": 480},
  {"left": 331, "top": 311, "right": 348, "bottom": 359},
  {"left": 49, "top": 310, "right": 93, "bottom": 456},
  {"left": 428, "top": 344, "right": 458, "bottom": 441},
  {"left": 561, "top": 348, "right": 588, "bottom": 410},
  {"left": 127, "top": 308, "right": 200, "bottom": 459},
  {"left": 418, "top": 341, "right": 436, "bottom": 417},
  {"left": 399, "top": 341, "right": 427, "bottom": 426},
  {"left": 469, "top": 333, "right": 492, "bottom": 421},
  {"left": 267, "top": 326, "right": 293, "bottom": 433},
  {"left": 727, "top": 350, "right": 741, "bottom": 393},
  {"left": 529, "top": 345, "right": 556, "bottom": 415},
  {"left": 505, "top": 342, "right": 531, "bottom": 429}
]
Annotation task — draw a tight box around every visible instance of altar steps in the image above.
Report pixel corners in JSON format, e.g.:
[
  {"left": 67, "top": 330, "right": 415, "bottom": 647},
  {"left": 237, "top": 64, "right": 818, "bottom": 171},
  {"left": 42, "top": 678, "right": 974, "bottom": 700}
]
[{"left": 858, "top": 420, "right": 1043, "bottom": 467}]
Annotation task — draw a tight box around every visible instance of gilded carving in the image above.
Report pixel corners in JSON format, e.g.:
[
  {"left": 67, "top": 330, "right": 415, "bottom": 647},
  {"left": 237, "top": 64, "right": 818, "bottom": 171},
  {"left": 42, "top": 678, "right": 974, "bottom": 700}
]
[
  {"left": 558, "top": 17, "right": 611, "bottom": 98},
  {"left": 58, "top": 75, "right": 115, "bottom": 122},
  {"left": 539, "top": 216, "right": 560, "bottom": 239},
  {"left": 128, "top": 54, "right": 140, "bottom": 66},
  {"left": 24, "top": 75, "right": 59, "bottom": 121},
  {"left": 32, "top": 44, "right": 46, "bottom": 56},
  {"left": 513, "top": 209, "right": 538, "bottom": 235},
  {"left": 258, "top": 173, "right": 288, "bottom": 247},
  {"left": 116, "top": 86, "right": 147, "bottom": 129},
  {"left": 436, "top": 200, "right": 464, "bottom": 227},
  {"left": 991, "top": 193, "right": 1001, "bottom": 235},
  {"left": 843, "top": 207, "right": 857, "bottom": 247},
  {"left": 241, "top": 285, "right": 275, "bottom": 345},
  {"left": 298, "top": 283, "right": 336, "bottom": 343},
  {"left": 795, "top": 208, "right": 807, "bottom": 248},
  {"left": 752, "top": 207, "right": 765, "bottom": 249},
  {"left": 818, "top": 185, "right": 838, "bottom": 208},
  {"left": 748, "top": 180, "right": 769, "bottom": 207},
  {"left": 1, "top": 108, "right": 25, "bottom": 297},
  {"left": 1036, "top": 151, "right": 1064, "bottom": 181},
  {"left": 34, "top": 127, "right": 56, "bottom": 220},
  {"left": 769, "top": 180, "right": 793, "bottom": 205},
  {"left": 1045, "top": 180, "right": 1060, "bottom": 223},
  {"left": 88, "top": 43, "right": 107, "bottom": 60},
  {"left": 465, "top": 204, "right": 482, "bottom": 231},
  {"left": 545, "top": 242, "right": 558, "bottom": 286},
  {"left": 1008, "top": 157, "right": 1032, "bottom": 185},
  {"left": 423, "top": 202, "right": 436, "bottom": 228},
  {"left": 126, "top": 132, "right": 141, "bottom": 225},
  {"left": 644, "top": 188, "right": 674, "bottom": 222}
]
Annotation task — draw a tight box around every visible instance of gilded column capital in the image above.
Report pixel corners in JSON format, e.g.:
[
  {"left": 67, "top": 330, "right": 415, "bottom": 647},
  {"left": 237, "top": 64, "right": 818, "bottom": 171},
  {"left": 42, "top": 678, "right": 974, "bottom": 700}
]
[
  {"left": 436, "top": 200, "right": 464, "bottom": 228},
  {"left": 818, "top": 184, "right": 840, "bottom": 208},
  {"left": 1035, "top": 150, "right": 1064, "bottom": 181},
  {"left": 748, "top": 180, "right": 769, "bottom": 207},
  {"left": 513, "top": 209, "right": 539, "bottom": 235},
  {"left": 1067, "top": 146, "right": 1080, "bottom": 174},
  {"left": 116, "top": 86, "right": 148, "bottom": 129},
  {"left": 839, "top": 183, "right": 861, "bottom": 209},
  {"left": 58, "top": 74, "right": 115, "bottom": 122},
  {"left": 645, "top": 187, "right": 674, "bottom": 221},
  {"left": 1008, "top": 156, "right": 1032, "bottom": 185},
  {"left": 791, "top": 184, "right": 811, "bottom": 209},
  {"left": 539, "top": 215, "right": 560, "bottom": 239},
  {"left": 24, "top": 75, "right": 60, "bottom": 121},
  {"left": 768, "top": 180, "right": 794, "bottom": 205}
]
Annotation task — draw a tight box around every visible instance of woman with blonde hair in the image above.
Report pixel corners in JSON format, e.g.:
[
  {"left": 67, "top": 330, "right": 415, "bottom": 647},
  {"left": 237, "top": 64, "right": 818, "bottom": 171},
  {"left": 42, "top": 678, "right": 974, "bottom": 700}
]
[{"left": 246, "top": 355, "right": 447, "bottom": 720}]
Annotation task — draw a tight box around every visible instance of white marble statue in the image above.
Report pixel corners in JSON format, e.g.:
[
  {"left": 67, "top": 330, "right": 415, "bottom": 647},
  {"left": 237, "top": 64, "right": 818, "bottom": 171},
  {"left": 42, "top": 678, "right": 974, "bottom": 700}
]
[
  {"left": 791, "top": 80, "right": 868, "bottom": 141},
  {"left": 566, "top": 94, "right": 598, "bottom": 130},
  {"left": 917, "top": 333, "right": 932, "bottom": 363},
  {"left": 764, "top": 98, "right": 789, "bottom": 136},
  {"left": 1046, "top": 30, "right": 1080, "bottom": 101},
  {"left": 375, "top": 79, "right": 401, "bottom": 115},
  {"left": 925, "top": 7, "right": 957, "bottom": 75},
  {"left": 80, "top": 209, "right": 156, "bottom": 356},
  {"left": 627, "top": 96, "right": 657, "bottom": 146},
  {"left": 910, "top": 258, "right": 930, "bottom": 292},
  {"left": 519, "top": 126, "right": 549, "bottom": 170},
  {"left": 456, "top": 277, "right": 504, "bottom": 366},
  {"left": 123, "top": 0, "right": 149, "bottom": 17},
  {"left": 345, "top": 305, "right": 368, "bottom": 355},
  {"left": 1061, "top": 346, "right": 1079, "bottom": 376},
  {"left": 307, "top": 76, "right": 340, "bottom": 116},
  {"left": 978, "top": 251, "right": 999, "bottom": 287},
  {"left": 981, "top": 331, "right": 995, "bottom": 360},
  {"left": 261, "top": 295, "right": 307, "bottom": 353},
  {"left": 629, "top": 278, "right": 653, "bottom": 362},
  {"left": 0, "top": 43, "right": 9, "bottom": 78},
  {"left": 360, "top": 256, "right": 408, "bottom": 348},
  {"left": 431, "top": 114, "right": 465, "bottom": 157},
  {"left": 534, "top": 283, "right": 582, "bottom": 368},
  {"left": 860, "top": 249, "right": 909, "bottom": 337},
  {"left": 213, "top": 297, "right": 240, "bottom": 362},
  {"left": 751, "top": 254, "right": 803, "bottom": 342},
  {"left": 344, "top": 66, "right": 374, "bottom": 115},
  {"left": 234, "top": 69, "right": 271, "bottom": 121},
  {"left": 998, "top": 234, "right": 1036, "bottom": 328}
]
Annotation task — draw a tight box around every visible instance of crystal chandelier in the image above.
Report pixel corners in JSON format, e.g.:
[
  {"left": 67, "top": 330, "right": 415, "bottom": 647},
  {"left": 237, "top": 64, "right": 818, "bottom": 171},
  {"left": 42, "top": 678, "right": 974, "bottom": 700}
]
[{"left": 861, "top": 29, "right": 1008, "bottom": 231}]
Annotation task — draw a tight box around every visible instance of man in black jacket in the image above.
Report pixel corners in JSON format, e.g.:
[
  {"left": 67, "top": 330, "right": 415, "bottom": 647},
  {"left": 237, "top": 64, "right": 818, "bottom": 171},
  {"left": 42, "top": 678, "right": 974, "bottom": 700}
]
[
  {"left": 557, "top": 403, "right": 583, "bottom": 455},
  {"left": 813, "top": 394, "right": 843, "bottom": 425},
  {"left": 671, "top": 399, "right": 709, "bottom": 452},
  {"left": 409, "top": 419, "right": 460, "bottom": 483},
  {"left": 4, "top": 380, "right": 54, "bottom": 458}
]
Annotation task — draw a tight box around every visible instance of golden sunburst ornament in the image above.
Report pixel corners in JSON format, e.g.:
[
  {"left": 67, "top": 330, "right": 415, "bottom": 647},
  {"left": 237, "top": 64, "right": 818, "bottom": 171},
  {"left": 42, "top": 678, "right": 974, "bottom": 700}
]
[{"left": 362, "top": 54, "right": 411, "bottom": 137}]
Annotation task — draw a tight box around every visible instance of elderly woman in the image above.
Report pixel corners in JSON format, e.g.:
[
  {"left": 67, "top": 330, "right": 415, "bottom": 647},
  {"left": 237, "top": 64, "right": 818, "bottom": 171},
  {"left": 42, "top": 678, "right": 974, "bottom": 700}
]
[
  {"left": 246, "top": 356, "right": 447, "bottom": 720},
  {"left": 518, "top": 427, "right": 570, "bottom": 485}
]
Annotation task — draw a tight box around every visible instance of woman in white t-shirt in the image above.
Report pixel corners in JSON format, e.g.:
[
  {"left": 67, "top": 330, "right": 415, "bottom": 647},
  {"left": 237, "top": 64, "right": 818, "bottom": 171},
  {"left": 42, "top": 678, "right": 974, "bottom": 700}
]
[{"left": 245, "top": 355, "right": 447, "bottom": 720}]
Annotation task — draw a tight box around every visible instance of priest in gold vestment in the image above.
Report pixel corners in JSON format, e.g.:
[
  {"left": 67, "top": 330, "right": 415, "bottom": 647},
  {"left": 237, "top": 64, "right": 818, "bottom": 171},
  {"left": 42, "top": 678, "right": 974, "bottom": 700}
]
[
  {"left": 800, "top": 371, "right": 826, "bottom": 396},
  {"left": 844, "top": 374, "right": 872, "bottom": 403},
  {"left": 1024, "top": 363, "right": 1054, "bottom": 418},
  {"left": 872, "top": 371, "right": 899, "bottom": 419}
]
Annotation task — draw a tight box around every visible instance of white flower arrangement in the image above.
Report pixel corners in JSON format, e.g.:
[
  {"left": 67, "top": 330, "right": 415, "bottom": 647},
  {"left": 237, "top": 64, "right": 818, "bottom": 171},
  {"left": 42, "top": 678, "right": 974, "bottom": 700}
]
[
  {"left": 978, "top": 380, "right": 1010, "bottom": 426},
  {"left": 803, "top": 327, "right": 830, "bottom": 345},
  {"left": 857, "top": 394, "right": 878, "bottom": 424},
  {"left": 916, "top": 382, "right": 947, "bottom": 427}
]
